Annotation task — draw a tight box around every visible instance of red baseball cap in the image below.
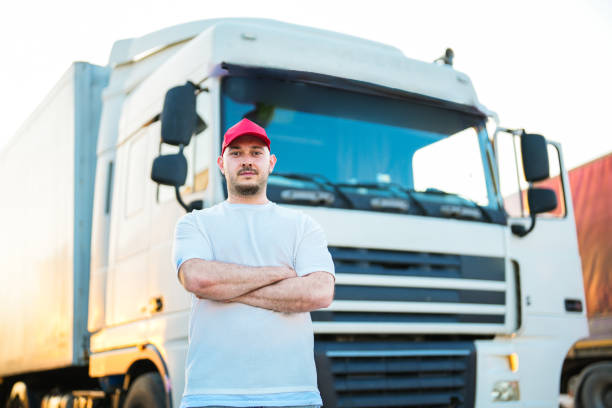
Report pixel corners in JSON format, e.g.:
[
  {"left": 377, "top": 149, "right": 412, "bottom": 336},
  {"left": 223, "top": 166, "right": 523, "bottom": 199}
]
[{"left": 222, "top": 118, "right": 270, "bottom": 155}]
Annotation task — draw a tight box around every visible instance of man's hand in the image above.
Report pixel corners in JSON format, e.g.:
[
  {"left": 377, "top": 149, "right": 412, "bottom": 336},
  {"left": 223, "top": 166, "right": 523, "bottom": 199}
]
[
  {"left": 179, "top": 259, "right": 296, "bottom": 301},
  {"left": 228, "top": 271, "right": 335, "bottom": 313}
]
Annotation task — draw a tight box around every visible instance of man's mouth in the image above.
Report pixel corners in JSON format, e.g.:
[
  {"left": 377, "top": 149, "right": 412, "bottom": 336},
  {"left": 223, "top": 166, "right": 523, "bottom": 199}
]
[{"left": 238, "top": 170, "right": 257, "bottom": 176}]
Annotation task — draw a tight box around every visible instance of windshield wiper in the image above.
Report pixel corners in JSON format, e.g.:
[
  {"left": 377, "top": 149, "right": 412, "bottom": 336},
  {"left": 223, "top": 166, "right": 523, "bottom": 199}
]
[
  {"left": 335, "top": 182, "right": 429, "bottom": 215},
  {"left": 418, "top": 188, "right": 492, "bottom": 222},
  {"left": 272, "top": 173, "right": 356, "bottom": 208}
]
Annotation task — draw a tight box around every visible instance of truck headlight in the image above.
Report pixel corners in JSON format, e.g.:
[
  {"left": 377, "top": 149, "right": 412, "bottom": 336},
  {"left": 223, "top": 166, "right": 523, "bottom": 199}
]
[{"left": 492, "top": 381, "right": 520, "bottom": 401}]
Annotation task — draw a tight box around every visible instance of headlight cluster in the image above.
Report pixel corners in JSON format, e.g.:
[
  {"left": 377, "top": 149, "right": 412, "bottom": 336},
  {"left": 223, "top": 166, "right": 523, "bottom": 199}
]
[{"left": 492, "top": 380, "right": 520, "bottom": 401}]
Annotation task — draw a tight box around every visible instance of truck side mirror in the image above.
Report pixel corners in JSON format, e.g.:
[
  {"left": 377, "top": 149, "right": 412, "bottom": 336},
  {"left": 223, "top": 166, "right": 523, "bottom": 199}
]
[
  {"left": 161, "top": 83, "right": 197, "bottom": 146},
  {"left": 528, "top": 187, "right": 557, "bottom": 214},
  {"left": 511, "top": 132, "right": 557, "bottom": 238},
  {"left": 151, "top": 153, "right": 202, "bottom": 212},
  {"left": 521, "top": 133, "right": 549, "bottom": 182},
  {"left": 511, "top": 187, "right": 558, "bottom": 237},
  {"left": 151, "top": 154, "right": 187, "bottom": 186}
]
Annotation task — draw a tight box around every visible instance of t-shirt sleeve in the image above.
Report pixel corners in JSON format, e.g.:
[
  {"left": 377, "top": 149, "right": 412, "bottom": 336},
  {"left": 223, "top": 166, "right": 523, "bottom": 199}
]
[
  {"left": 172, "top": 213, "right": 214, "bottom": 274},
  {"left": 294, "top": 215, "right": 335, "bottom": 278}
]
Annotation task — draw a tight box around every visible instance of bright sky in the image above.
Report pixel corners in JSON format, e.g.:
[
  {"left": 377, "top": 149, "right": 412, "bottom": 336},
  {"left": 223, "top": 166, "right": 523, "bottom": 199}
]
[{"left": 1, "top": 0, "right": 610, "bottom": 169}]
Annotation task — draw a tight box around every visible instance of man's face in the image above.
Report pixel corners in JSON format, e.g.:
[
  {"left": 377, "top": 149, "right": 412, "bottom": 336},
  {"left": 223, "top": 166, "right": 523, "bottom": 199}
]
[{"left": 217, "top": 134, "right": 277, "bottom": 197}]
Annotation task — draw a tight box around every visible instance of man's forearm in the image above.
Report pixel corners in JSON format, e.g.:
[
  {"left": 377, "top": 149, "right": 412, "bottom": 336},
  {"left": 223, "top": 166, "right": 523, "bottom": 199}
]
[
  {"left": 229, "top": 271, "right": 335, "bottom": 313},
  {"left": 179, "top": 259, "right": 296, "bottom": 300}
]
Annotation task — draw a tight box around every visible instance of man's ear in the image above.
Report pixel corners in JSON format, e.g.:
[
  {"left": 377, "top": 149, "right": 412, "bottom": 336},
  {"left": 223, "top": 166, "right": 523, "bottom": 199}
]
[
  {"left": 269, "top": 154, "right": 277, "bottom": 174},
  {"left": 216, "top": 156, "right": 224, "bottom": 175}
]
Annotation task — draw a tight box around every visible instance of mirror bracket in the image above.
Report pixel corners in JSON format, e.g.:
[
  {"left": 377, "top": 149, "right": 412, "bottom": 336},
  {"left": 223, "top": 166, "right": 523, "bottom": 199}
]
[
  {"left": 174, "top": 185, "right": 189, "bottom": 212},
  {"left": 511, "top": 214, "right": 536, "bottom": 237},
  {"left": 173, "top": 186, "right": 204, "bottom": 213},
  {"left": 188, "top": 80, "right": 209, "bottom": 94}
]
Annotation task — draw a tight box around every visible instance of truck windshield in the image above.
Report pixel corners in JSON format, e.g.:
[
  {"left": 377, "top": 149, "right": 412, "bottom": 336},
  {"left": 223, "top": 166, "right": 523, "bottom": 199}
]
[{"left": 221, "top": 76, "right": 501, "bottom": 220}]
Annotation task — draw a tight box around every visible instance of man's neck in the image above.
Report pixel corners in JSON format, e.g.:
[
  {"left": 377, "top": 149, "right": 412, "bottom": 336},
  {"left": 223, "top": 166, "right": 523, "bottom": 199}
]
[{"left": 227, "top": 192, "right": 269, "bottom": 205}]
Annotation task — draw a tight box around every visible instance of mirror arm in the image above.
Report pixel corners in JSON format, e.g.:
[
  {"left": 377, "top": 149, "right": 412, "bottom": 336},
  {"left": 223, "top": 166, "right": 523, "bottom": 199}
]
[
  {"left": 173, "top": 186, "right": 203, "bottom": 212},
  {"left": 511, "top": 214, "right": 536, "bottom": 237},
  {"left": 187, "top": 80, "right": 209, "bottom": 94},
  {"left": 174, "top": 185, "right": 190, "bottom": 212},
  {"left": 174, "top": 145, "right": 189, "bottom": 211},
  {"left": 169, "top": 146, "right": 203, "bottom": 213}
]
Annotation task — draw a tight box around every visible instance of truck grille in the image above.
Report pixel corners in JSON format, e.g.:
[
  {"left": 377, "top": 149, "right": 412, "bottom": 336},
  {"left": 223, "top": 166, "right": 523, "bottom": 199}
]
[
  {"left": 312, "top": 247, "right": 508, "bottom": 334},
  {"left": 315, "top": 341, "right": 476, "bottom": 408}
]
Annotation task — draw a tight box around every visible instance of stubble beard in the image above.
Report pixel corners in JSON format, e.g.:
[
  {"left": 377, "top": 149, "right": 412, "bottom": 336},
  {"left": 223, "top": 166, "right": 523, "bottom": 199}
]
[{"left": 227, "top": 168, "right": 269, "bottom": 197}]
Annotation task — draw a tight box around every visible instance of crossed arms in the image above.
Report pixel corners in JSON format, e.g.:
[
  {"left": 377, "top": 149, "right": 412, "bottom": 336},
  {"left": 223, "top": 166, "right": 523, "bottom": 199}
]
[{"left": 178, "top": 259, "right": 335, "bottom": 313}]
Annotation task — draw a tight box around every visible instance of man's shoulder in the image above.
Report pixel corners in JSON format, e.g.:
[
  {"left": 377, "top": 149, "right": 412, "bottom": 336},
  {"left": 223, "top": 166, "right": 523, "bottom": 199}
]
[
  {"left": 270, "top": 202, "right": 309, "bottom": 221},
  {"left": 270, "top": 203, "right": 323, "bottom": 233}
]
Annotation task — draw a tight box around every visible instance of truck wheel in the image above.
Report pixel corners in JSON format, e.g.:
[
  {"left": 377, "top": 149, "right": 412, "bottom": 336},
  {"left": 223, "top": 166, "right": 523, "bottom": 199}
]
[
  {"left": 123, "top": 372, "right": 166, "bottom": 408},
  {"left": 580, "top": 364, "right": 612, "bottom": 408},
  {"left": 6, "top": 382, "right": 41, "bottom": 408}
]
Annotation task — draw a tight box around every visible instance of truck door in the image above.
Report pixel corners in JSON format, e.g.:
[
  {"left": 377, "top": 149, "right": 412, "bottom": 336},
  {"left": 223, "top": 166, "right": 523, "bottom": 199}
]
[
  {"left": 106, "top": 126, "right": 156, "bottom": 327},
  {"left": 495, "top": 133, "right": 588, "bottom": 400},
  {"left": 500, "top": 139, "right": 585, "bottom": 315},
  {"left": 148, "top": 88, "right": 214, "bottom": 316}
]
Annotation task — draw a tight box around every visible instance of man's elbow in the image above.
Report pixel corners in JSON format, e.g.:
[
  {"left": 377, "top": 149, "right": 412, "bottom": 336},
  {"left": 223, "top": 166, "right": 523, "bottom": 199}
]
[
  {"left": 310, "top": 278, "right": 335, "bottom": 310},
  {"left": 314, "top": 292, "right": 334, "bottom": 310},
  {"left": 180, "top": 261, "right": 215, "bottom": 296}
]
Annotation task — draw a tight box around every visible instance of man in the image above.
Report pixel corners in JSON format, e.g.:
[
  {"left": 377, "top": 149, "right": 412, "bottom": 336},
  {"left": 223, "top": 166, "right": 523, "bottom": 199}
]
[{"left": 172, "top": 118, "right": 336, "bottom": 408}]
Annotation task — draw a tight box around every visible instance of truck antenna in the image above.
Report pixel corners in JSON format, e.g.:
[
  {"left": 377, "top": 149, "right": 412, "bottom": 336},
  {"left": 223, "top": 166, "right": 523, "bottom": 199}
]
[{"left": 434, "top": 48, "right": 454, "bottom": 66}]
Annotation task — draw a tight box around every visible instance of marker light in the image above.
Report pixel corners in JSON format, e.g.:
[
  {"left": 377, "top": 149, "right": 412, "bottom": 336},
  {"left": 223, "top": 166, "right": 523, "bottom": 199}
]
[
  {"left": 492, "top": 381, "right": 520, "bottom": 402},
  {"left": 507, "top": 353, "right": 519, "bottom": 372}
]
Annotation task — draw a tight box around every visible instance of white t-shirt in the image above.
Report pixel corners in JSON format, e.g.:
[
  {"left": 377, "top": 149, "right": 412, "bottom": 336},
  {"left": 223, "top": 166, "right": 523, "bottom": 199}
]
[{"left": 172, "top": 200, "right": 335, "bottom": 408}]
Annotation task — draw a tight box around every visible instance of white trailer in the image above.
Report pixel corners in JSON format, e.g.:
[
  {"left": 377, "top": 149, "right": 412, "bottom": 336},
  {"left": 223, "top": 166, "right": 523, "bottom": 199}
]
[
  {"left": 0, "top": 19, "right": 589, "bottom": 408},
  {"left": 0, "top": 62, "right": 108, "bottom": 375}
]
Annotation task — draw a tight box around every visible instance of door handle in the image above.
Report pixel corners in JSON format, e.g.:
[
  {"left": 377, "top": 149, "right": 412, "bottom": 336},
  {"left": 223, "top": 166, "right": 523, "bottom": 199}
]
[{"left": 147, "top": 296, "right": 164, "bottom": 313}]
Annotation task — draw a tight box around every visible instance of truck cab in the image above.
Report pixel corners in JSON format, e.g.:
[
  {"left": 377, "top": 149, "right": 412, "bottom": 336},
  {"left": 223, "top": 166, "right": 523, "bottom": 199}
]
[{"left": 1, "top": 18, "right": 589, "bottom": 408}]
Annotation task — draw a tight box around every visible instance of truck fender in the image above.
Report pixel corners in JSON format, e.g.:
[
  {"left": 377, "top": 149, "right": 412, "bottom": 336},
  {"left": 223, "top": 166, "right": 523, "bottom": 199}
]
[{"left": 89, "top": 343, "right": 173, "bottom": 408}]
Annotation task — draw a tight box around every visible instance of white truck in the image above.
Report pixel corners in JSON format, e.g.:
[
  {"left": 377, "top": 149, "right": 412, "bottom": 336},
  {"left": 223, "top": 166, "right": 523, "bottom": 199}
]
[{"left": 0, "top": 18, "right": 590, "bottom": 408}]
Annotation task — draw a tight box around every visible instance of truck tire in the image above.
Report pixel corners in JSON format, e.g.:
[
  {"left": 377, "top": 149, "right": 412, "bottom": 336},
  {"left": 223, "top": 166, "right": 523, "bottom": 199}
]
[
  {"left": 123, "top": 372, "right": 166, "bottom": 408},
  {"left": 5, "top": 382, "right": 41, "bottom": 408},
  {"left": 580, "top": 363, "right": 612, "bottom": 408}
]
